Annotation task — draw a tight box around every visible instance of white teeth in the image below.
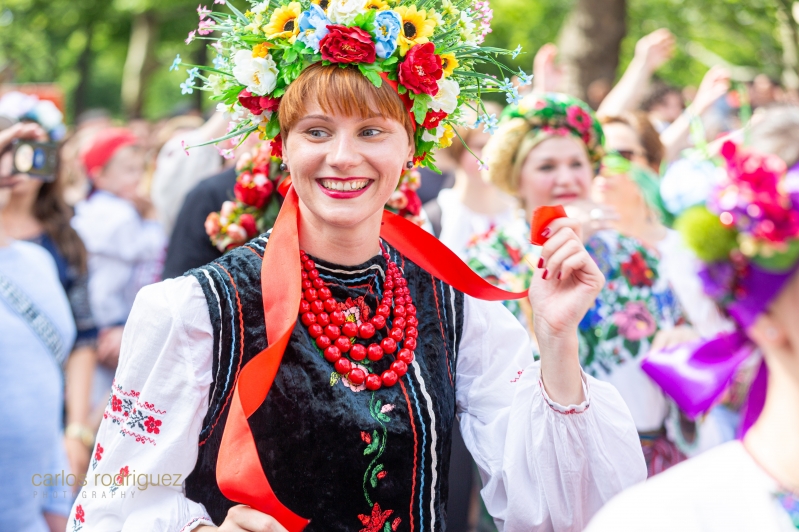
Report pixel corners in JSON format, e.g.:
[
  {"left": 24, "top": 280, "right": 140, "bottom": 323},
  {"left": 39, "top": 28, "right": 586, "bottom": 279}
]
[{"left": 320, "top": 179, "right": 369, "bottom": 191}]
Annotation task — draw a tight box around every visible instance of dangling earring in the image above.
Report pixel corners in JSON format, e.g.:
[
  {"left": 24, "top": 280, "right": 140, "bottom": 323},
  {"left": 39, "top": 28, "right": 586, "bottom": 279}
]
[
  {"left": 406, "top": 161, "right": 413, "bottom": 169},
  {"left": 279, "top": 162, "right": 288, "bottom": 172}
]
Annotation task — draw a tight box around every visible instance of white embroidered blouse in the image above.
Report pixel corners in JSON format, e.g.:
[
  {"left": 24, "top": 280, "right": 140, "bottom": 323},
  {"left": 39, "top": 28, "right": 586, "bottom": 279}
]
[{"left": 67, "top": 275, "right": 645, "bottom": 532}]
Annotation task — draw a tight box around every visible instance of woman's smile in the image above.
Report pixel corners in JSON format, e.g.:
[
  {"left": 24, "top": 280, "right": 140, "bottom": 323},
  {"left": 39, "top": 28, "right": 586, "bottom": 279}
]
[{"left": 316, "top": 177, "right": 374, "bottom": 199}]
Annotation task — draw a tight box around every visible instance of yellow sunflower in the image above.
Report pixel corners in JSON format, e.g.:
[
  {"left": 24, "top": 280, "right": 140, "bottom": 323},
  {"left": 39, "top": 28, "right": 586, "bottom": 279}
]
[
  {"left": 311, "top": 0, "right": 331, "bottom": 12},
  {"left": 264, "top": 2, "right": 302, "bottom": 43},
  {"left": 395, "top": 5, "right": 437, "bottom": 56},
  {"left": 365, "top": 0, "right": 388, "bottom": 9},
  {"left": 439, "top": 53, "right": 458, "bottom": 77}
]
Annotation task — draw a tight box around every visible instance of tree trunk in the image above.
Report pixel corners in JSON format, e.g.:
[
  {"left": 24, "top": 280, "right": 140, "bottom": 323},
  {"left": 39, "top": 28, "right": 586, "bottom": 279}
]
[
  {"left": 776, "top": 0, "right": 799, "bottom": 90},
  {"left": 73, "top": 23, "right": 95, "bottom": 119},
  {"left": 556, "top": 0, "right": 627, "bottom": 102},
  {"left": 121, "top": 11, "right": 158, "bottom": 119}
]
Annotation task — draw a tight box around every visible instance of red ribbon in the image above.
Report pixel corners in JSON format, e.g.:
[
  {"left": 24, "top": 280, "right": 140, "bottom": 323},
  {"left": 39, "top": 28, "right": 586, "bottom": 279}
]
[{"left": 216, "top": 187, "right": 527, "bottom": 530}]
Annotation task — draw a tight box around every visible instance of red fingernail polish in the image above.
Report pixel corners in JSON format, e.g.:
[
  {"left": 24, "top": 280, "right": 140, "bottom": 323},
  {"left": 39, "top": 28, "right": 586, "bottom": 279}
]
[
  {"left": 557, "top": 272, "right": 562, "bottom": 280},
  {"left": 537, "top": 258, "right": 544, "bottom": 268},
  {"left": 542, "top": 269, "right": 548, "bottom": 280},
  {"left": 541, "top": 227, "right": 551, "bottom": 238}
]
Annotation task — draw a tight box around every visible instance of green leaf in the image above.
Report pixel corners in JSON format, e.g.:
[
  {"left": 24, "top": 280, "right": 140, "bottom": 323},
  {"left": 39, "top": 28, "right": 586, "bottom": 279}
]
[
  {"left": 381, "top": 56, "right": 398, "bottom": 67},
  {"left": 329, "top": 372, "right": 340, "bottom": 386},
  {"left": 352, "top": 9, "right": 377, "bottom": 32},
  {"left": 377, "top": 412, "right": 391, "bottom": 423},
  {"left": 383, "top": 523, "right": 392, "bottom": 532},
  {"left": 370, "top": 464, "right": 385, "bottom": 488},
  {"left": 411, "top": 94, "right": 431, "bottom": 125},
  {"left": 364, "top": 431, "right": 380, "bottom": 455},
  {"left": 265, "top": 113, "right": 281, "bottom": 139},
  {"left": 283, "top": 47, "right": 298, "bottom": 64},
  {"left": 358, "top": 63, "right": 383, "bottom": 87}
]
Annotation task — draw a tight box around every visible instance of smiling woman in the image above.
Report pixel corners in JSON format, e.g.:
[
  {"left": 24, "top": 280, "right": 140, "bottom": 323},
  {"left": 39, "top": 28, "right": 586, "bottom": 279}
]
[{"left": 68, "top": 3, "right": 646, "bottom": 531}]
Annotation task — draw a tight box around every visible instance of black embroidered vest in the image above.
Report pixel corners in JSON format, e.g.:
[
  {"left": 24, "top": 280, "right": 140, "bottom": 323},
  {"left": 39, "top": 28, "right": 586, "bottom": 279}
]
[{"left": 184, "top": 234, "right": 464, "bottom": 531}]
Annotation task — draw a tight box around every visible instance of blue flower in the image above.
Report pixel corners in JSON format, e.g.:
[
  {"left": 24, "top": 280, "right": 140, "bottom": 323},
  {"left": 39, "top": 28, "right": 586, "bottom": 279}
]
[
  {"left": 297, "top": 4, "right": 331, "bottom": 53},
  {"left": 511, "top": 44, "right": 522, "bottom": 59},
  {"left": 212, "top": 55, "right": 227, "bottom": 69},
  {"left": 481, "top": 113, "right": 498, "bottom": 135},
  {"left": 517, "top": 68, "right": 533, "bottom": 86},
  {"left": 505, "top": 86, "right": 521, "bottom": 105},
  {"left": 170, "top": 54, "right": 181, "bottom": 71},
  {"left": 373, "top": 10, "right": 401, "bottom": 59},
  {"left": 187, "top": 67, "right": 200, "bottom": 81},
  {"left": 180, "top": 80, "right": 195, "bottom": 95}
]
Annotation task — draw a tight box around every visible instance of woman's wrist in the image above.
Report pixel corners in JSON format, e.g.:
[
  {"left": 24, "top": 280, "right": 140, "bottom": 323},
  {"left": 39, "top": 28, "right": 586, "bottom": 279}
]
[{"left": 535, "top": 324, "right": 584, "bottom": 406}]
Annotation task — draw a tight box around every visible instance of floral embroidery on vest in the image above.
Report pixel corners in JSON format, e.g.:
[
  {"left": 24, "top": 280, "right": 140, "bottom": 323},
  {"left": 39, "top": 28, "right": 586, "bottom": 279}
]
[
  {"left": 71, "top": 504, "right": 85, "bottom": 531},
  {"left": 103, "top": 381, "right": 166, "bottom": 445},
  {"left": 91, "top": 442, "right": 103, "bottom": 470}
]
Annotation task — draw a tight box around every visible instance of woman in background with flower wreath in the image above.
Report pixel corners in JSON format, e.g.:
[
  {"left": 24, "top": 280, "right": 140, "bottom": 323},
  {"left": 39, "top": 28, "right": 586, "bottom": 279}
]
[
  {"left": 465, "top": 93, "right": 691, "bottom": 476},
  {"left": 587, "top": 139, "right": 799, "bottom": 531},
  {"left": 67, "top": 1, "right": 645, "bottom": 531}
]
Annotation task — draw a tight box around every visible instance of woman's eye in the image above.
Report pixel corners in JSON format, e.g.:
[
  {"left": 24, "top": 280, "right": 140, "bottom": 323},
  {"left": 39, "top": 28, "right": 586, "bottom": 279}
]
[
  {"left": 308, "top": 129, "right": 329, "bottom": 138},
  {"left": 570, "top": 160, "right": 584, "bottom": 168},
  {"left": 538, "top": 164, "right": 555, "bottom": 172},
  {"left": 361, "top": 128, "right": 381, "bottom": 137}
]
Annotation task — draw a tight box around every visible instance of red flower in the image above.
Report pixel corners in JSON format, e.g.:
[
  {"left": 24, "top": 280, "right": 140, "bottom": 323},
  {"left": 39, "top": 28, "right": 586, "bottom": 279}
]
[
  {"left": 239, "top": 213, "right": 258, "bottom": 237},
  {"left": 111, "top": 395, "right": 122, "bottom": 412},
  {"left": 358, "top": 502, "right": 394, "bottom": 532},
  {"left": 613, "top": 301, "right": 656, "bottom": 341},
  {"left": 360, "top": 431, "right": 372, "bottom": 444},
  {"left": 94, "top": 443, "right": 104, "bottom": 462},
  {"left": 376, "top": 471, "right": 387, "bottom": 480},
  {"left": 565, "top": 105, "right": 593, "bottom": 134},
  {"left": 144, "top": 416, "right": 162, "bottom": 434},
  {"left": 422, "top": 110, "right": 447, "bottom": 129},
  {"left": 271, "top": 134, "right": 283, "bottom": 159},
  {"left": 320, "top": 25, "right": 376, "bottom": 64},
  {"left": 115, "top": 466, "right": 129, "bottom": 485},
  {"left": 234, "top": 172, "right": 274, "bottom": 209},
  {"left": 75, "top": 504, "right": 85, "bottom": 523},
  {"left": 398, "top": 43, "right": 442, "bottom": 96},
  {"left": 621, "top": 252, "right": 654, "bottom": 287},
  {"left": 238, "top": 90, "right": 281, "bottom": 116},
  {"left": 400, "top": 186, "right": 422, "bottom": 216}
]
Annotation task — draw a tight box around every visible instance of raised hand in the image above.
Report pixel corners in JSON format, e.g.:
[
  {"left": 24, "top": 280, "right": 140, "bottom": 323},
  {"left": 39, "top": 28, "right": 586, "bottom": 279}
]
[
  {"left": 532, "top": 43, "right": 564, "bottom": 94},
  {"left": 633, "top": 29, "right": 676, "bottom": 73}
]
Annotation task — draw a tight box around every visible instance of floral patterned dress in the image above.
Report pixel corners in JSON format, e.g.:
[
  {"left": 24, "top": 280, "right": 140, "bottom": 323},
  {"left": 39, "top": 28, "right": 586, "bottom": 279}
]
[{"left": 466, "top": 215, "right": 689, "bottom": 475}]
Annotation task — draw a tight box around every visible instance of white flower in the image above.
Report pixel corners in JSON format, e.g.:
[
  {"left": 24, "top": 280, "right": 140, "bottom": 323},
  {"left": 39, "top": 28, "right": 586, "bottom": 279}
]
[
  {"left": 327, "top": 0, "right": 365, "bottom": 25},
  {"left": 232, "top": 49, "right": 278, "bottom": 95},
  {"left": 252, "top": 1, "right": 269, "bottom": 14},
  {"left": 422, "top": 126, "right": 445, "bottom": 143},
  {"left": 441, "top": 0, "right": 459, "bottom": 17},
  {"left": 429, "top": 78, "right": 459, "bottom": 114},
  {"left": 207, "top": 73, "right": 229, "bottom": 94},
  {"left": 457, "top": 11, "right": 476, "bottom": 45}
]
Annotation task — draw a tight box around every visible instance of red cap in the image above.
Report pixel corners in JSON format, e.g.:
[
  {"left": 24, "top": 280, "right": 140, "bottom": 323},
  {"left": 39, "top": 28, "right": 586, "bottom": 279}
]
[{"left": 82, "top": 128, "right": 139, "bottom": 178}]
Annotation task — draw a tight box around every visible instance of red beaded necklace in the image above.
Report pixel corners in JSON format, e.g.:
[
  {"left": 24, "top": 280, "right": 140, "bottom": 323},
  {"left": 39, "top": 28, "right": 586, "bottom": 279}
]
[{"left": 297, "top": 247, "right": 418, "bottom": 391}]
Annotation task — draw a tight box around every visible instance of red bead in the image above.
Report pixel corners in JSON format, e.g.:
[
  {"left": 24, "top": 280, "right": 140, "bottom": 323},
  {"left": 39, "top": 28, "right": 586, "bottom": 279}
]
[
  {"left": 299, "top": 300, "right": 311, "bottom": 314},
  {"left": 359, "top": 323, "right": 376, "bottom": 339},
  {"left": 303, "top": 259, "right": 315, "bottom": 271},
  {"left": 385, "top": 280, "right": 394, "bottom": 290},
  {"left": 395, "top": 296, "right": 406, "bottom": 306},
  {"left": 324, "top": 298, "right": 338, "bottom": 313},
  {"left": 301, "top": 270, "right": 308, "bottom": 279},
  {"left": 300, "top": 253, "right": 309, "bottom": 262},
  {"left": 301, "top": 312, "right": 316, "bottom": 326},
  {"left": 407, "top": 316, "right": 418, "bottom": 328},
  {"left": 330, "top": 310, "right": 346, "bottom": 325},
  {"left": 308, "top": 269, "right": 320, "bottom": 279},
  {"left": 308, "top": 324, "right": 323, "bottom": 339},
  {"left": 397, "top": 278, "right": 407, "bottom": 287},
  {"left": 371, "top": 315, "right": 386, "bottom": 330},
  {"left": 404, "top": 337, "right": 417, "bottom": 350},
  {"left": 313, "top": 277, "right": 326, "bottom": 289},
  {"left": 350, "top": 344, "right": 367, "bottom": 361},
  {"left": 316, "top": 335, "right": 331, "bottom": 349},
  {"left": 348, "top": 368, "right": 366, "bottom": 385},
  {"left": 310, "top": 300, "right": 325, "bottom": 314},
  {"left": 367, "top": 343, "right": 384, "bottom": 361},
  {"left": 406, "top": 327, "right": 418, "bottom": 338},
  {"left": 381, "top": 337, "right": 397, "bottom": 354},
  {"left": 304, "top": 288, "right": 318, "bottom": 301},
  {"left": 365, "top": 373, "right": 382, "bottom": 391},
  {"left": 393, "top": 305, "right": 406, "bottom": 318},
  {"left": 391, "top": 360, "right": 408, "bottom": 377},
  {"left": 383, "top": 289, "right": 393, "bottom": 298},
  {"left": 393, "top": 317, "right": 406, "bottom": 330},
  {"left": 318, "top": 287, "right": 332, "bottom": 300},
  {"left": 405, "top": 304, "right": 417, "bottom": 316},
  {"left": 342, "top": 321, "right": 359, "bottom": 338},
  {"left": 335, "top": 336, "right": 351, "bottom": 353},
  {"left": 376, "top": 305, "right": 391, "bottom": 318},
  {"left": 324, "top": 324, "right": 341, "bottom": 340},
  {"left": 381, "top": 370, "right": 398, "bottom": 387},
  {"left": 397, "top": 348, "right": 413, "bottom": 364},
  {"left": 323, "top": 345, "right": 341, "bottom": 363},
  {"left": 316, "top": 313, "right": 330, "bottom": 327},
  {"left": 382, "top": 298, "right": 392, "bottom": 307},
  {"left": 389, "top": 327, "right": 403, "bottom": 342},
  {"left": 334, "top": 357, "right": 352, "bottom": 375},
  {"left": 302, "top": 279, "right": 312, "bottom": 290}
]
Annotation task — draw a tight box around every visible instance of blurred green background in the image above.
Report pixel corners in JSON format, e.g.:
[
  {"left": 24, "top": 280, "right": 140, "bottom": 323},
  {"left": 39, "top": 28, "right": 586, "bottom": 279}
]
[{"left": 0, "top": 0, "right": 788, "bottom": 122}]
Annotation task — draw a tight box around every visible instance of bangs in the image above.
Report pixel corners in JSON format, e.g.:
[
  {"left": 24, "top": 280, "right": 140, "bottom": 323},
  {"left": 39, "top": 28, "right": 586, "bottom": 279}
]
[{"left": 279, "top": 63, "right": 413, "bottom": 140}]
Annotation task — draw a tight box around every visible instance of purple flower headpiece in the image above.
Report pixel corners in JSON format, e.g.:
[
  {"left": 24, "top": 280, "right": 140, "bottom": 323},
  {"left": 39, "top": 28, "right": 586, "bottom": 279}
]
[{"left": 643, "top": 142, "right": 799, "bottom": 433}]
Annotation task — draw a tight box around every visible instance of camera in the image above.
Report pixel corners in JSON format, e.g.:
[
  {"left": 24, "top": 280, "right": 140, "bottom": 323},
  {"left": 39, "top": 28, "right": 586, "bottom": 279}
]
[{"left": 11, "top": 140, "right": 59, "bottom": 182}]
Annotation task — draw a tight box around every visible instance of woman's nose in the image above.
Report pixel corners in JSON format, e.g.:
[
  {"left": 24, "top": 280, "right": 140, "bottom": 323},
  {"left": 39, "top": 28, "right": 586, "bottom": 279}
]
[{"left": 326, "top": 133, "right": 362, "bottom": 171}]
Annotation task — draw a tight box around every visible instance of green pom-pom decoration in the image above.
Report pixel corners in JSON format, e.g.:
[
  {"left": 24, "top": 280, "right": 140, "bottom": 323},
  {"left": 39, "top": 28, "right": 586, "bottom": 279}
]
[
  {"left": 752, "top": 240, "right": 799, "bottom": 272},
  {"left": 675, "top": 205, "right": 738, "bottom": 263}
]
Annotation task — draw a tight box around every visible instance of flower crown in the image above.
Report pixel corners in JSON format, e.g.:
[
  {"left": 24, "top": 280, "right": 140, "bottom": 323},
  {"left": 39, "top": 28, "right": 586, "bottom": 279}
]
[
  {"left": 675, "top": 141, "right": 799, "bottom": 308},
  {"left": 174, "top": 0, "right": 527, "bottom": 169}
]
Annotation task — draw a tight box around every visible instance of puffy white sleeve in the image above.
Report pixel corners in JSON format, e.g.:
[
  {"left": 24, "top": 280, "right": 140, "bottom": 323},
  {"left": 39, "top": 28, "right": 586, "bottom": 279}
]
[
  {"left": 456, "top": 296, "right": 646, "bottom": 532},
  {"left": 67, "top": 276, "right": 215, "bottom": 531}
]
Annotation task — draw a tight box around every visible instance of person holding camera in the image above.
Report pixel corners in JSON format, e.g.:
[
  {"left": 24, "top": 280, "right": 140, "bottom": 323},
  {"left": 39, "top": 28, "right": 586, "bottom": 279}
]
[{"left": 0, "top": 121, "right": 77, "bottom": 532}]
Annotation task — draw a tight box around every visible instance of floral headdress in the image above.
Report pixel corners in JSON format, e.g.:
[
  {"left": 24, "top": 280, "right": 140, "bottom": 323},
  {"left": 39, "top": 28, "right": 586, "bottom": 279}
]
[
  {"left": 484, "top": 93, "right": 604, "bottom": 195},
  {"left": 642, "top": 141, "right": 799, "bottom": 434},
  {"left": 174, "top": 0, "right": 528, "bottom": 170}
]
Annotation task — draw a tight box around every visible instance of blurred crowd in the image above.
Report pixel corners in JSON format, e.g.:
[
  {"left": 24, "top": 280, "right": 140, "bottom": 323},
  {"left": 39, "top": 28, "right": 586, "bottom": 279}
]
[{"left": 1, "top": 27, "right": 799, "bottom": 532}]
